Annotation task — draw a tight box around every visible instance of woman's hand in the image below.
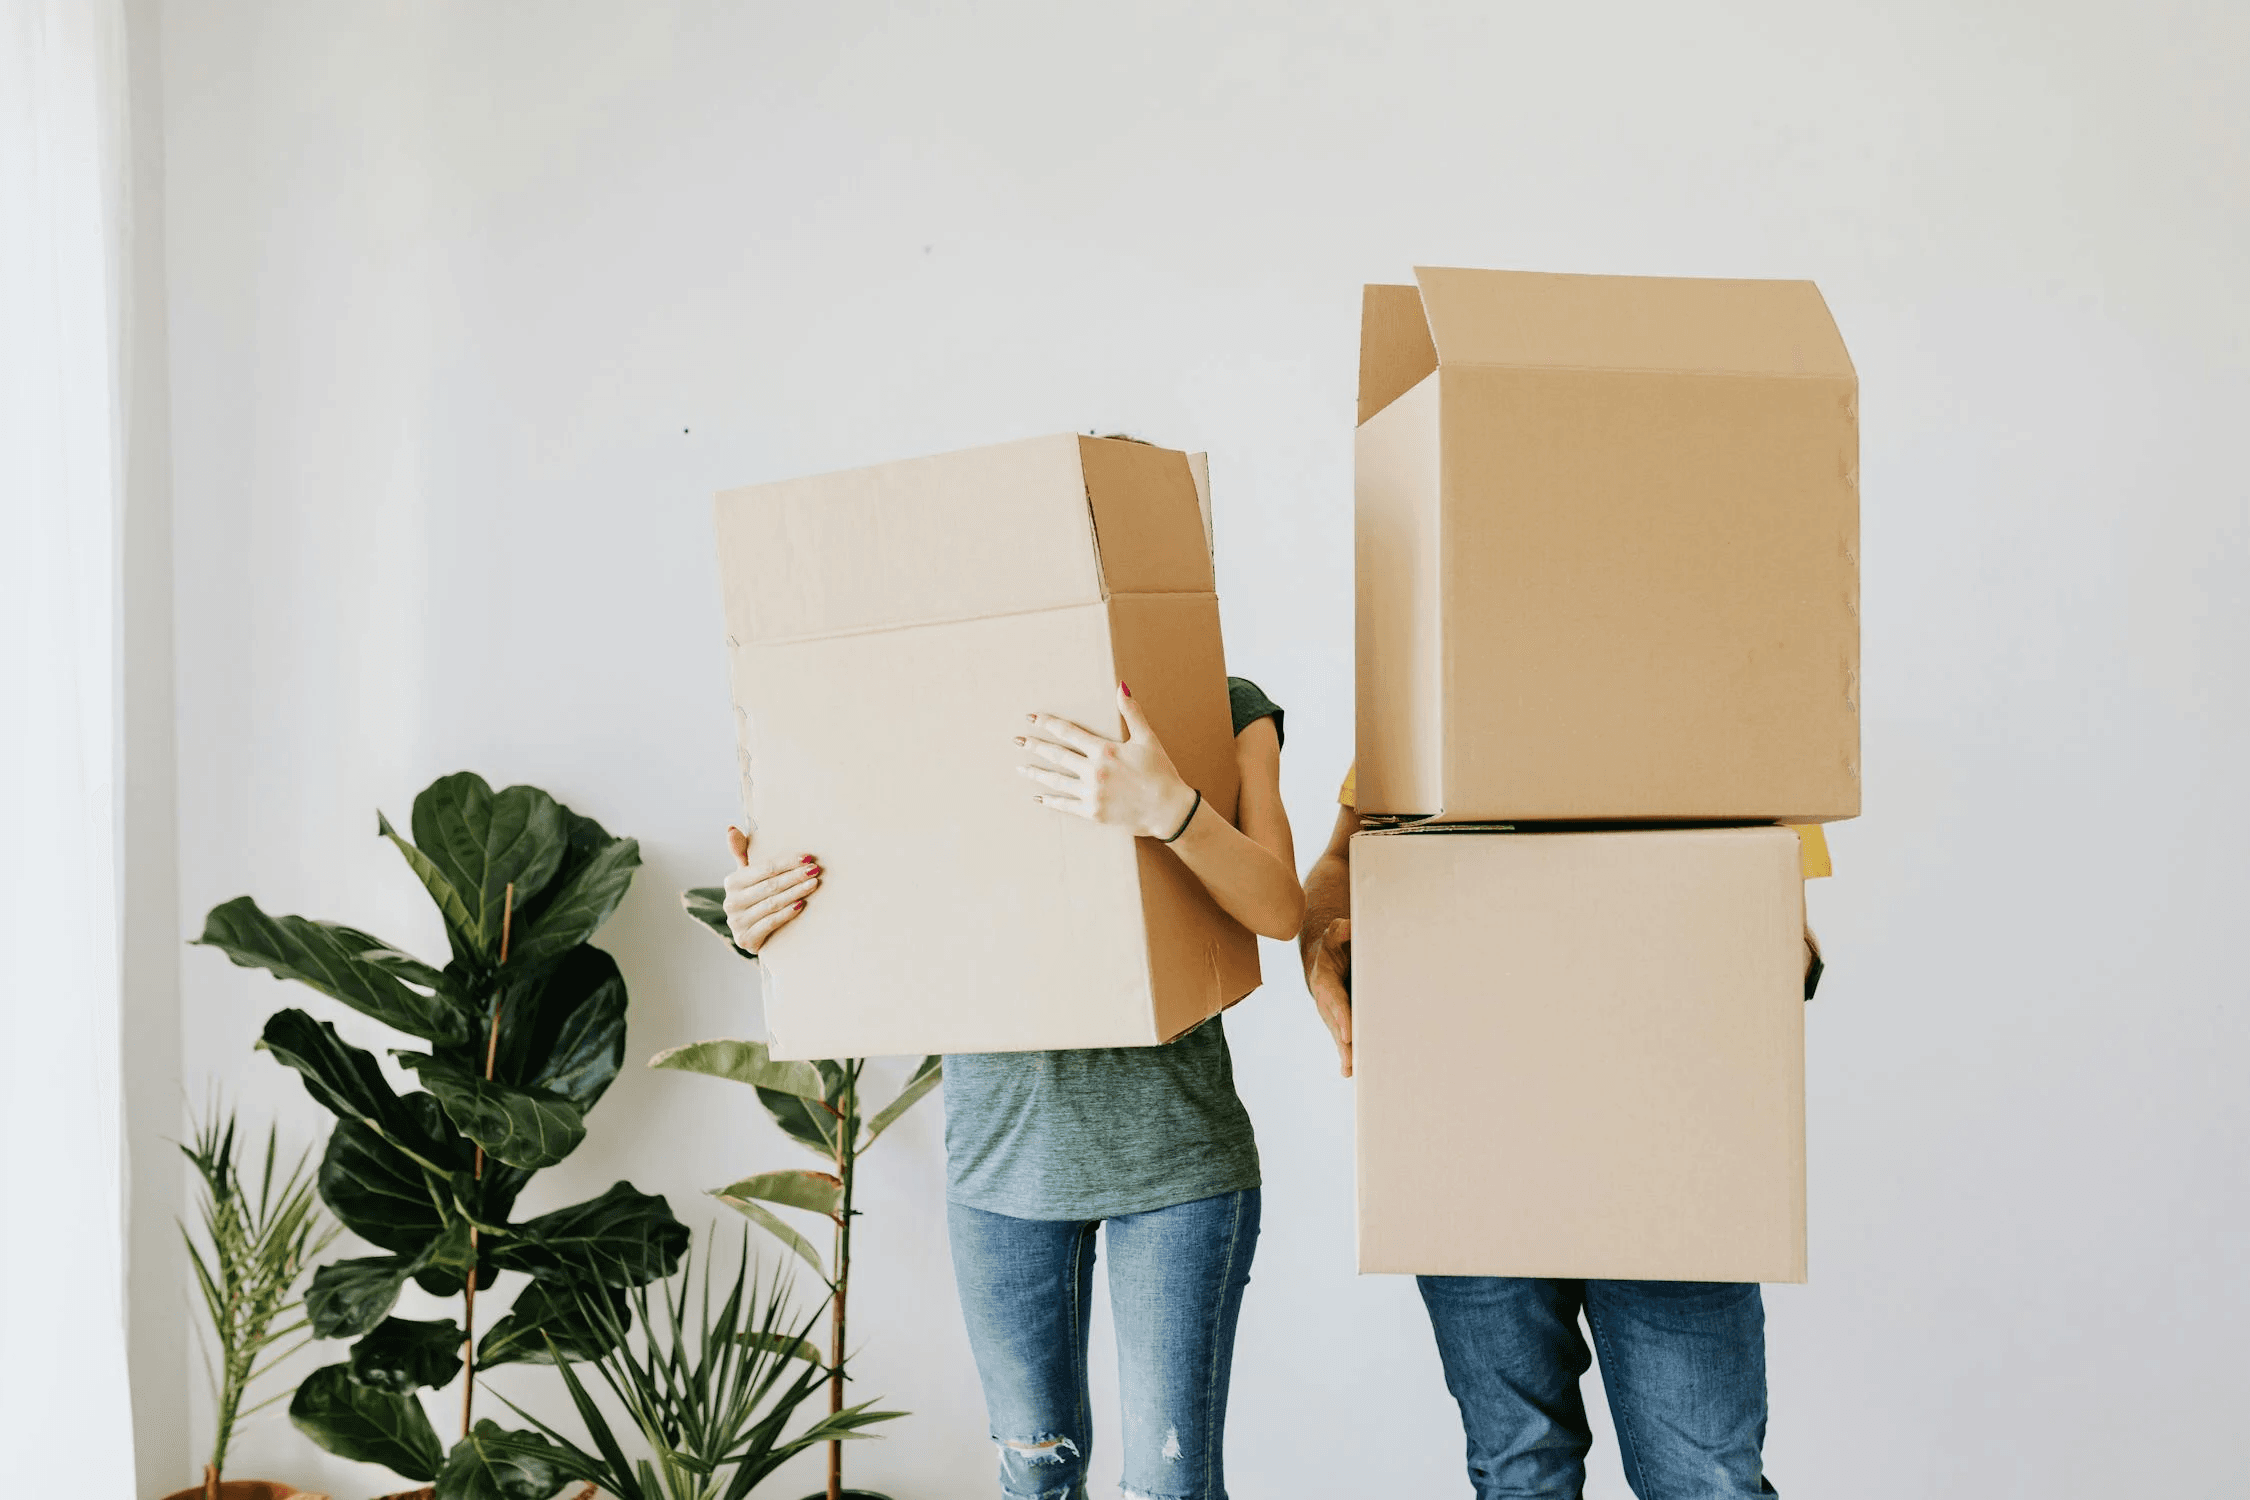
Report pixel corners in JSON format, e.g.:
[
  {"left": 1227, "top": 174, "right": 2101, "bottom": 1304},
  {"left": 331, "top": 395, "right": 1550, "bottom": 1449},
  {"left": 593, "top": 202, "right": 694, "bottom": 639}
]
[
  {"left": 1017, "top": 683, "right": 1198, "bottom": 839},
  {"left": 720, "top": 825, "right": 821, "bottom": 953}
]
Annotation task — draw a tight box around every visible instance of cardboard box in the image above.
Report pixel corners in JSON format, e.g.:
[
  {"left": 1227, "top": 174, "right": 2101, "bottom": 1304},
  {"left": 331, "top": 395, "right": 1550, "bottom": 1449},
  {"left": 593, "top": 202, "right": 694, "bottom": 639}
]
[
  {"left": 714, "top": 434, "right": 1260, "bottom": 1060},
  {"left": 1356, "top": 267, "right": 1861, "bottom": 823},
  {"left": 1353, "top": 824, "right": 1807, "bottom": 1282}
]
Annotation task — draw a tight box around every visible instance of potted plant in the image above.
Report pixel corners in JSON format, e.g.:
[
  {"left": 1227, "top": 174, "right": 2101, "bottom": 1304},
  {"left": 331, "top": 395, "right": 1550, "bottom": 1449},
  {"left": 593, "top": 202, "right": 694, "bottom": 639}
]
[
  {"left": 163, "top": 1100, "right": 339, "bottom": 1500},
  {"left": 664, "top": 888, "right": 944, "bottom": 1500},
  {"left": 485, "top": 1228, "right": 903, "bottom": 1497},
  {"left": 195, "top": 772, "right": 689, "bottom": 1498}
]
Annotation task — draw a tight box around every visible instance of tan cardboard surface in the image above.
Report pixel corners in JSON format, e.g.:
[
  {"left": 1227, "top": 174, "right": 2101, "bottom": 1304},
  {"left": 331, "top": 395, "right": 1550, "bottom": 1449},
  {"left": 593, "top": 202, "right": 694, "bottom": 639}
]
[
  {"left": 715, "top": 434, "right": 1259, "bottom": 1060},
  {"left": 1356, "top": 267, "right": 1861, "bottom": 823},
  {"left": 1353, "top": 825, "right": 1807, "bottom": 1282}
]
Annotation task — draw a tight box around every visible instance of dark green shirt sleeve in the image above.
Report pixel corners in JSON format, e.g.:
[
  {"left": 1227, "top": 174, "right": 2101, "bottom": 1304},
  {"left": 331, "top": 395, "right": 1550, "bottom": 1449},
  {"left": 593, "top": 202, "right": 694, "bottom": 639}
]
[{"left": 1227, "top": 675, "right": 1284, "bottom": 746}]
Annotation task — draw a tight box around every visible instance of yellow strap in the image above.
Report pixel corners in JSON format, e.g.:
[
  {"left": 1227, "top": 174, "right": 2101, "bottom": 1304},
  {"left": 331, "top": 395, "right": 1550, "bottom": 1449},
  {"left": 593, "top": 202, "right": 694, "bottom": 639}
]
[
  {"left": 1787, "top": 823, "right": 1833, "bottom": 879},
  {"left": 1338, "top": 762, "right": 1357, "bottom": 809}
]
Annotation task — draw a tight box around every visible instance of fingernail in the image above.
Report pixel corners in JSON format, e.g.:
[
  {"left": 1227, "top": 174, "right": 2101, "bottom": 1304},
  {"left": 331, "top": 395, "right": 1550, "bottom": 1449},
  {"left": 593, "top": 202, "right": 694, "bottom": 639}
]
[
  {"left": 809, "top": 866, "right": 823, "bottom": 877},
  {"left": 1014, "top": 736, "right": 1026, "bottom": 746},
  {"left": 800, "top": 854, "right": 815, "bottom": 864},
  {"left": 1120, "top": 681, "right": 1132, "bottom": 697},
  {"left": 1026, "top": 712, "right": 1037, "bottom": 722},
  {"left": 793, "top": 899, "right": 806, "bottom": 911}
]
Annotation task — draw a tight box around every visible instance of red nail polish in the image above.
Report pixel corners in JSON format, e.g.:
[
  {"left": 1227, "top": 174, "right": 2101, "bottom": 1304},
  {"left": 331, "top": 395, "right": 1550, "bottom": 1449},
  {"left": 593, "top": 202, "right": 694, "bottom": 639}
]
[
  {"left": 1120, "top": 681, "right": 1132, "bottom": 697},
  {"left": 800, "top": 854, "right": 816, "bottom": 864},
  {"left": 793, "top": 899, "right": 806, "bottom": 911},
  {"left": 810, "top": 866, "right": 823, "bottom": 877}
]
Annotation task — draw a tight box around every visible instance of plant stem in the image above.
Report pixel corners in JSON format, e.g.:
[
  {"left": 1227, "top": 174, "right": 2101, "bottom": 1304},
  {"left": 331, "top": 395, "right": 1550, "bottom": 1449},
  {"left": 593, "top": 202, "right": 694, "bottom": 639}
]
[
  {"left": 463, "top": 881, "right": 516, "bottom": 1439},
  {"left": 828, "top": 1060, "right": 859, "bottom": 1500}
]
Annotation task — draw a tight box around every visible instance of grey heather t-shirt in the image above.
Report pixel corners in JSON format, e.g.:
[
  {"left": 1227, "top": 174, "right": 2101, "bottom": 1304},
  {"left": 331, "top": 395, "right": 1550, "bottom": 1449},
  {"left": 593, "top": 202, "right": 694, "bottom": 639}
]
[{"left": 942, "top": 677, "right": 1283, "bottom": 1221}]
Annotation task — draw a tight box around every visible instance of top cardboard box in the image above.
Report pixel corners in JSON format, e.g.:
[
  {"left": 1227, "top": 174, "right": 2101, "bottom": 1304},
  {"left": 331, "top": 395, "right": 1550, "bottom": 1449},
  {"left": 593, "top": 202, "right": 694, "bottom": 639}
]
[
  {"left": 1356, "top": 267, "right": 1860, "bottom": 823},
  {"left": 713, "top": 434, "right": 1259, "bottom": 1061}
]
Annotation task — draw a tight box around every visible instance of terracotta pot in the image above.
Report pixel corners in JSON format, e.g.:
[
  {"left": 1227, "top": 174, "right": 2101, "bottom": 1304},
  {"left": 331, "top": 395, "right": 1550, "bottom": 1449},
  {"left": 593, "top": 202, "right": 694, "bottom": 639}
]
[{"left": 158, "top": 1484, "right": 329, "bottom": 1500}]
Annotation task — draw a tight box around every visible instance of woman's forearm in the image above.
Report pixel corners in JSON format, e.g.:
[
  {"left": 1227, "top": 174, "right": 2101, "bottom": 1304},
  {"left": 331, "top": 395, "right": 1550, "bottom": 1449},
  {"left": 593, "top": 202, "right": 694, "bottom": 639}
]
[{"left": 1166, "top": 799, "right": 1306, "bottom": 940}]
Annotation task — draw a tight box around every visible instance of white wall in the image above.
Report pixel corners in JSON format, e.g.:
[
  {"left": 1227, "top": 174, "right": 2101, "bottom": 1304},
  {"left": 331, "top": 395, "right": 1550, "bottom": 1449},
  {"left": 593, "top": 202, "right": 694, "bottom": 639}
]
[{"left": 154, "top": 2, "right": 2249, "bottom": 1495}]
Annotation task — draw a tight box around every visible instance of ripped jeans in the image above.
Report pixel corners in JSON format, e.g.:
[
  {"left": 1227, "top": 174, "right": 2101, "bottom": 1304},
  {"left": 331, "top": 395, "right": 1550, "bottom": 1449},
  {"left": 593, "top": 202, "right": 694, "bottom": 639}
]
[{"left": 946, "top": 1190, "right": 1259, "bottom": 1500}]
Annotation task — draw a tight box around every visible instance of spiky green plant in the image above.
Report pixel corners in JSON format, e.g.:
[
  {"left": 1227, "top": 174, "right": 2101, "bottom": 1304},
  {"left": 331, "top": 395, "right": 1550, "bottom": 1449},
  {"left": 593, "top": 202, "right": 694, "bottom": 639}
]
[
  {"left": 180, "top": 1100, "right": 340, "bottom": 1496},
  {"left": 485, "top": 1232, "right": 902, "bottom": 1500}
]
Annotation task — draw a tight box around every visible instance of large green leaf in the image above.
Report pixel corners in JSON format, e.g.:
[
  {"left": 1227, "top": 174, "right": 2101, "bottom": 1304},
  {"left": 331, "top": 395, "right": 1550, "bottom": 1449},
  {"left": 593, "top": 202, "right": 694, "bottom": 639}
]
[
  {"left": 201, "top": 897, "right": 469, "bottom": 1043},
  {"left": 491, "top": 1181, "right": 687, "bottom": 1287},
  {"left": 410, "top": 773, "right": 569, "bottom": 962},
  {"left": 756, "top": 1086, "right": 837, "bottom": 1155},
  {"left": 259, "top": 1010, "right": 444, "bottom": 1168},
  {"left": 290, "top": 1362, "right": 444, "bottom": 1480},
  {"left": 305, "top": 1255, "right": 419, "bottom": 1339},
  {"left": 378, "top": 809, "right": 480, "bottom": 951},
  {"left": 713, "top": 1194, "right": 825, "bottom": 1278},
  {"left": 319, "top": 1113, "right": 450, "bottom": 1253},
  {"left": 649, "top": 1038, "right": 826, "bottom": 1102},
  {"left": 397, "top": 1053, "right": 586, "bottom": 1170},
  {"left": 863, "top": 1054, "right": 942, "bottom": 1147},
  {"left": 476, "top": 1278, "right": 629, "bottom": 1370},
  {"left": 681, "top": 885, "right": 756, "bottom": 961},
  {"left": 507, "top": 827, "right": 641, "bottom": 968},
  {"left": 715, "top": 1169, "right": 842, "bottom": 1219},
  {"left": 436, "top": 1421, "right": 578, "bottom": 1500},
  {"left": 487, "top": 944, "right": 628, "bottom": 1110},
  {"left": 348, "top": 1316, "right": 464, "bottom": 1395}
]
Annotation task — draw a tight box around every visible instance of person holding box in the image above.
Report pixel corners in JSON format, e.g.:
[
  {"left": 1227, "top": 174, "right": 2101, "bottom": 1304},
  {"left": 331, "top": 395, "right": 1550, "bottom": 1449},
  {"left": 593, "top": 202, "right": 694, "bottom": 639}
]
[
  {"left": 720, "top": 676, "right": 1301, "bottom": 1500},
  {"left": 1301, "top": 766, "right": 1801, "bottom": 1500}
]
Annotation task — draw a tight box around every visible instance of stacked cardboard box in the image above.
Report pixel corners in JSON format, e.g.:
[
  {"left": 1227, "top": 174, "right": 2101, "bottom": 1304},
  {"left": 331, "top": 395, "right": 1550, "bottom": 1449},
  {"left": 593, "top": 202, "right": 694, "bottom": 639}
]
[
  {"left": 713, "top": 434, "right": 1258, "bottom": 1061},
  {"left": 1352, "top": 268, "right": 1858, "bottom": 1282}
]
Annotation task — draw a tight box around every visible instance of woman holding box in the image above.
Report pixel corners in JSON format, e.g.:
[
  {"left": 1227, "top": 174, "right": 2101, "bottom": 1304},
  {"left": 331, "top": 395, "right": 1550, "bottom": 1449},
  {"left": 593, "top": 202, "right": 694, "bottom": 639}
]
[{"left": 720, "top": 675, "right": 1301, "bottom": 1500}]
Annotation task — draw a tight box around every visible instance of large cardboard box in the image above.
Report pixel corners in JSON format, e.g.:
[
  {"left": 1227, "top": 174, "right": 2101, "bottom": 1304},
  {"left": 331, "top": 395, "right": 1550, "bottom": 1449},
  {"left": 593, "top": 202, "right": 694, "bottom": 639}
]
[
  {"left": 714, "top": 434, "right": 1260, "bottom": 1061},
  {"left": 1353, "top": 824, "right": 1807, "bottom": 1282},
  {"left": 1356, "top": 267, "right": 1860, "bottom": 823}
]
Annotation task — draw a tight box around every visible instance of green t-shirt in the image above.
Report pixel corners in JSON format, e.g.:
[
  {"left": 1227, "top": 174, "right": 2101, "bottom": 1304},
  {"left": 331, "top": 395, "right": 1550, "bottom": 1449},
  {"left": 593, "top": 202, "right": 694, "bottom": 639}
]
[{"left": 942, "top": 677, "right": 1283, "bottom": 1221}]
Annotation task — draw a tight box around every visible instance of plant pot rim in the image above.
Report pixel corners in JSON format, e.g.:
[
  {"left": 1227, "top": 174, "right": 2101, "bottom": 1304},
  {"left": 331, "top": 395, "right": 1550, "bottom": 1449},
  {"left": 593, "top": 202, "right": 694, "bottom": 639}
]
[{"left": 157, "top": 1483, "right": 330, "bottom": 1500}]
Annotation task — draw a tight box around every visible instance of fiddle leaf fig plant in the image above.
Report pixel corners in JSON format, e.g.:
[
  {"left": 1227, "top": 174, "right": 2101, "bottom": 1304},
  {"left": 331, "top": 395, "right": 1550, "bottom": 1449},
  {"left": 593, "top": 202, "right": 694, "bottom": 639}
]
[{"left": 196, "top": 771, "right": 689, "bottom": 1495}]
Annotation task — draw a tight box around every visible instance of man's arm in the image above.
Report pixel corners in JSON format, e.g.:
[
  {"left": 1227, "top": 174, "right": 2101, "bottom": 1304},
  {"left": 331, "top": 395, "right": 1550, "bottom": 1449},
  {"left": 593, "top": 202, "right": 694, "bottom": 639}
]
[{"left": 1299, "top": 802, "right": 1361, "bottom": 1077}]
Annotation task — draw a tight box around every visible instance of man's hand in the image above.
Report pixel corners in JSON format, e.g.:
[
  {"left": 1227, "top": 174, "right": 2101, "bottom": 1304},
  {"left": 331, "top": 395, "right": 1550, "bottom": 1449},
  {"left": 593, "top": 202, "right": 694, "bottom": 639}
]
[{"left": 1305, "top": 916, "right": 1353, "bottom": 1077}]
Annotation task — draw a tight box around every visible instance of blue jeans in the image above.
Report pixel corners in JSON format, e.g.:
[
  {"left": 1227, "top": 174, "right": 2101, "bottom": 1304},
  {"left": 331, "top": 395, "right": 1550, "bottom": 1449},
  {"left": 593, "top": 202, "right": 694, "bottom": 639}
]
[
  {"left": 946, "top": 1190, "right": 1260, "bottom": 1500},
  {"left": 1417, "top": 1276, "right": 1778, "bottom": 1500}
]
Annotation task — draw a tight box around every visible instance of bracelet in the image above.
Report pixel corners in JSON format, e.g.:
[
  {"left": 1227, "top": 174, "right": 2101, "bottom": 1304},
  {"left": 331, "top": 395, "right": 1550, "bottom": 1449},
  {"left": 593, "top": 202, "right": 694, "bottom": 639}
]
[{"left": 1160, "top": 788, "right": 1202, "bottom": 843}]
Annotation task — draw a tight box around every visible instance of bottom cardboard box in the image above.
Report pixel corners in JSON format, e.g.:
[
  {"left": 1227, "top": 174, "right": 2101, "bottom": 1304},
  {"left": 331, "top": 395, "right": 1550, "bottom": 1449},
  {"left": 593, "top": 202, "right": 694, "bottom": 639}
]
[{"left": 1353, "top": 823, "right": 1806, "bottom": 1283}]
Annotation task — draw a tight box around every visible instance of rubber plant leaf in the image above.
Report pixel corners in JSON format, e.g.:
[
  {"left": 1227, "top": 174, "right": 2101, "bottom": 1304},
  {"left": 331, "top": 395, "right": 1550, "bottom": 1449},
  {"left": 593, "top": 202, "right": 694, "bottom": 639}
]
[
  {"left": 507, "top": 809, "right": 641, "bottom": 967},
  {"left": 476, "top": 1278, "right": 630, "bottom": 1370},
  {"left": 863, "top": 1054, "right": 943, "bottom": 1147},
  {"left": 347, "top": 1316, "right": 464, "bottom": 1395},
  {"left": 757, "top": 1086, "right": 838, "bottom": 1155},
  {"left": 737, "top": 1330, "right": 824, "bottom": 1364},
  {"left": 200, "top": 898, "right": 469, "bottom": 1044},
  {"left": 396, "top": 1052, "right": 586, "bottom": 1170},
  {"left": 713, "top": 1193, "right": 826, "bottom": 1278},
  {"left": 435, "top": 1419, "right": 578, "bottom": 1500},
  {"left": 258, "top": 1009, "right": 447, "bottom": 1170},
  {"left": 490, "top": 1180, "right": 689, "bottom": 1288},
  {"left": 648, "top": 1038, "right": 827, "bottom": 1103},
  {"left": 289, "top": 1362, "right": 444, "bottom": 1481},
  {"left": 408, "top": 773, "right": 570, "bottom": 964},
  {"left": 715, "top": 1169, "right": 843, "bottom": 1219},
  {"left": 681, "top": 885, "right": 756, "bottom": 962}
]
